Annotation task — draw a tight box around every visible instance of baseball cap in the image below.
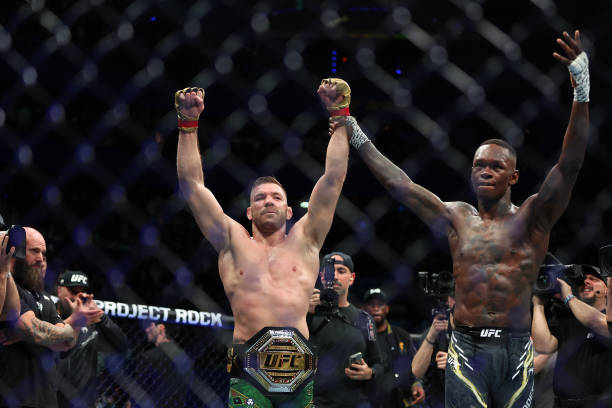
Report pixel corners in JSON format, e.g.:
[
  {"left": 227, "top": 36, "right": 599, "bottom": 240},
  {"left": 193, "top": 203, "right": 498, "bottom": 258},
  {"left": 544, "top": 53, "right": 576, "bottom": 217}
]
[
  {"left": 363, "top": 288, "right": 387, "bottom": 303},
  {"left": 58, "top": 270, "right": 90, "bottom": 289},
  {"left": 321, "top": 251, "right": 354, "bottom": 272},
  {"left": 579, "top": 264, "right": 607, "bottom": 286}
]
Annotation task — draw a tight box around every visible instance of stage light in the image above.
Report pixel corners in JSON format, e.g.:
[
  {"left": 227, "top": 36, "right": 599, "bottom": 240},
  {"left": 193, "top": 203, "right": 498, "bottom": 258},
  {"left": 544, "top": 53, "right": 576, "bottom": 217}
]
[{"left": 395, "top": 69, "right": 402, "bottom": 75}]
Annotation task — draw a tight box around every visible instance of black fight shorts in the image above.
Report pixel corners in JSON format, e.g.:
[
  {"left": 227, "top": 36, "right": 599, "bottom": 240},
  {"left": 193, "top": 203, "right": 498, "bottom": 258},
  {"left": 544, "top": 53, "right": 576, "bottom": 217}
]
[{"left": 445, "top": 326, "right": 534, "bottom": 408}]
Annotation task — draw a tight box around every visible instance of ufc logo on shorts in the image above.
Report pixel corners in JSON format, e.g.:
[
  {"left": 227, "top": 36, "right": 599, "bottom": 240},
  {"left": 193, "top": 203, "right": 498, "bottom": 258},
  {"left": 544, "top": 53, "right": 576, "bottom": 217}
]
[
  {"left": 480, "top": 329, "right": 502, "bottom": 338},
  {"left": 71, "top": 275, "right": 88, "bottom": 285}
]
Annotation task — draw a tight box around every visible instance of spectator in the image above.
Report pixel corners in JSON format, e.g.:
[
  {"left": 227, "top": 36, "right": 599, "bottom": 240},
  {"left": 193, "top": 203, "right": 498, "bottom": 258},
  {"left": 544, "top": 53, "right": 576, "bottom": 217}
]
[
  {"left": 132, "top": 322, "right": 192, "bottom": 408},
  {"left": 411, "top": 296, "right": 455, "bottom": 408},
  {"left": 0, "top": 227, "right": 99, "bottom": 407},
  {"left": 56, "top": 270, "right": 128, "bottom": 408},
  {"left": 532, "top": 264, "right": 612, "bottom": 407},
  {"left": 362, "top": 288, "right": 424, "bottom": 407},
  {"left": 307, "top": 251, "right": 383, "bottom": 408}
]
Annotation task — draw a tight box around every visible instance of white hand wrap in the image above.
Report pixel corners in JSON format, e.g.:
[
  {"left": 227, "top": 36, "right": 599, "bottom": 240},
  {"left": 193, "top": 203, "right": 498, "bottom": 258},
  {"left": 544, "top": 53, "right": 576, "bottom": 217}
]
[
  {"left": 568, "top": 51, "right": 589, "bottom": 102},
  {"left": 345, "top": 116, "right": 370, "bottom": 150}
]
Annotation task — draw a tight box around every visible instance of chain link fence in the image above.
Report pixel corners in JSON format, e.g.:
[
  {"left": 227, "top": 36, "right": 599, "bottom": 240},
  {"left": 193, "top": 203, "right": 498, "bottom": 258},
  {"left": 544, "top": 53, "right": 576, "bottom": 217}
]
[
  {"left": 2, "top": 0, "right": 612, "bottom": 395},
  {"left": 90, "top": 302, "right": 233, "bottom": 408}
]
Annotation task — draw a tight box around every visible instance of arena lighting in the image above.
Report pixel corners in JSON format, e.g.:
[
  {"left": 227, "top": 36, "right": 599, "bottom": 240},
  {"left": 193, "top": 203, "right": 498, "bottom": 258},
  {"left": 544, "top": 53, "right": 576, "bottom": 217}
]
[{"left": 300, "top": 201, "right": 309, "bottom": 208}]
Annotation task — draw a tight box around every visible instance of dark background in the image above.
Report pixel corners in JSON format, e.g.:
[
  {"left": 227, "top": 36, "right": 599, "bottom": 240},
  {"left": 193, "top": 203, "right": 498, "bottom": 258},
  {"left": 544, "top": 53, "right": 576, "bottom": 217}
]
[{"left": 1, "top": 0, "right": 611, "bottom": 331}]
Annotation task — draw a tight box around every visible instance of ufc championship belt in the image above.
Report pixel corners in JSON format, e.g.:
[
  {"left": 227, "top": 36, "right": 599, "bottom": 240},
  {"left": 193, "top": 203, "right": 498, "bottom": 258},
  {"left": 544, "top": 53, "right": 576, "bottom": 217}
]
[
  {"left": 227, "top": 327, "right": 317, "bottom": 395},
  {"left": 321, "top": 78, "right": 351, "bottom": 115}
]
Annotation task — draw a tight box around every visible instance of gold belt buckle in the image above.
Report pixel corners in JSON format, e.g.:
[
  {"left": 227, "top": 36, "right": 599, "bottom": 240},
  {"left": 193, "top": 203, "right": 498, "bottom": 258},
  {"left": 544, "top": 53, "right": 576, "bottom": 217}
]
[{"left": 243, "top": 327, "right": 316, "bottom": 393}]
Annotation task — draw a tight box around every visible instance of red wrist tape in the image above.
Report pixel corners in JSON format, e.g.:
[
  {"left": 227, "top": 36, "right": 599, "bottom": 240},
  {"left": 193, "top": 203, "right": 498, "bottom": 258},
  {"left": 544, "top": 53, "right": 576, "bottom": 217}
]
[
  {"left": 179, "top": 119, "right": 198, "bottom": 129},
  {"left": 329, "top": 107, "right": 350, "bottom": 117}
]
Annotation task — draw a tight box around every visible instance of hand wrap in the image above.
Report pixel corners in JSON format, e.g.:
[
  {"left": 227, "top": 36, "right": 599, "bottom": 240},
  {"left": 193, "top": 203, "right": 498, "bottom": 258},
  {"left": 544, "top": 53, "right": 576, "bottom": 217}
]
[
  {"left": 345, "top": 116, "right": 370, "bottom": 150},
  {"left": 568, "top": 52, "right": 589, "bottom": 102},
  {"left": 321, "top": 78, "right": 351, "bottom": 116},
  {"left": 174, "top": 87, "right": 205, "bottom": 131}
]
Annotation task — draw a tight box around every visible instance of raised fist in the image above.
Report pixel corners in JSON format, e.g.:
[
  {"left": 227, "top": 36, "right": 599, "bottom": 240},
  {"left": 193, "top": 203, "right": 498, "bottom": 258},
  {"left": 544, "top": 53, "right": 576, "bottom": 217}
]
[
  {"left": 317, "top": 78, "right": 351, "bottom": 111},
  {"left": 174, "top": 87, "right": 205, "bottom": 120}
]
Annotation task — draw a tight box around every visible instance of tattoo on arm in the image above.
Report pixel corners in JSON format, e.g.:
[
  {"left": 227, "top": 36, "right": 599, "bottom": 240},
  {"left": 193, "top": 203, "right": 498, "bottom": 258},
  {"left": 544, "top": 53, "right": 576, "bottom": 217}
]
[{"left": 21, "top": 316, "right": 69, "bottom": 346}]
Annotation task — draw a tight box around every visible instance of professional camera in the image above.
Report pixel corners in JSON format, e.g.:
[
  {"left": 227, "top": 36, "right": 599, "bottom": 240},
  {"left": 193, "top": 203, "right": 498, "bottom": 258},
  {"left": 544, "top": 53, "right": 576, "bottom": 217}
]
[
  {"left": 0, "top": 224, "right": 26, "bottom": 259},
  {"left": 418, "top": 270, "right": 455, "bottom": 298},
  {"left": 317, "top": 256, "right": 339, "bottom": 312},
  {"left": 599, "top": 245, "right": 612, "bottom": 278},
  {"left": 431, "top": 303, "right": 451, "bottom": 320},
  {"left": 533, "top": 264, "right": 586, "bottom": 296}
]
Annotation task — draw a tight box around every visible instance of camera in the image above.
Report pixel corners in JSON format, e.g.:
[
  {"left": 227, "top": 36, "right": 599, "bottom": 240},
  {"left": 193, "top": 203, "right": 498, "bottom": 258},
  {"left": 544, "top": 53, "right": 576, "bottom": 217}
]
[
  {"left": 431, "top": 304, "right": 451, "bottom": 320},
  {"left": 533, "top": 264, "right": 586, "bottom": 296},
  {"left": 317, "top": 256, "right": 339, "bottom": 312},
  {"left": 0, "top": 224, "right": 26, "bottom": 259},
  {"left": 418, "top": 270, "right": 455, "bottom": 298}
]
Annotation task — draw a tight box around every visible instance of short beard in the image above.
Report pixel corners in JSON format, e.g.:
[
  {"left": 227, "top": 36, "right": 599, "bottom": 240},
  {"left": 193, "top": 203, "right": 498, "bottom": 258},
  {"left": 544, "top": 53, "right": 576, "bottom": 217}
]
[
  {"left": 13, "top": 259, "right": 44, "bottom": 293},
  {"left": 581, "top": 294, "right": 596, "bottom": 306}
]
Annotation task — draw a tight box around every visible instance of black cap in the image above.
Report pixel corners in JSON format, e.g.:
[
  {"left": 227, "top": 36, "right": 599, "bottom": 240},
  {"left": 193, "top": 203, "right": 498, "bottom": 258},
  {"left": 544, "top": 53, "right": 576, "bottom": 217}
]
[
  {"left": 58, "top": 270, "right": 90, "bottom": 289},
  {"left": 363, "top": 288, "right": 387, "bottom": 303},
  {"left": 321, "top": 251, "right": 354, "bottom": 272},
  {"left": 580, "top": 264, "right": 607, "bottom": 286}
]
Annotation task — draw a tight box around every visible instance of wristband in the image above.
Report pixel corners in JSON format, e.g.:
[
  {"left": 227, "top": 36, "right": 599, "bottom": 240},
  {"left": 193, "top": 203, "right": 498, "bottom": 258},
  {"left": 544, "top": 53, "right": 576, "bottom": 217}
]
[
  {"left": 563, "top": 294, "right": 575, "bottom": 305},
  {"left": 345, "top": 116, "right": 370, "bottom": 149},
  {"left": 424, "top": 337, "right": 435, "bottom": 345},
  {"left": 568, "top": 52, "right": 589, "bottom": 102},
  {"left": 177, "top": 119, "right": 199, "bottom": 132},
  {"left": 329, "top": 107, "right": 350, "bottom": 117}
]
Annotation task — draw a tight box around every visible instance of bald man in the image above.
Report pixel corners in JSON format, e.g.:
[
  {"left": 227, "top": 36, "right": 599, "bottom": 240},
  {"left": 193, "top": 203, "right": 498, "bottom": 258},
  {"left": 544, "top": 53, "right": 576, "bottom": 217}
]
[{"left": 0, "top": 227, "right": 102, "bottom": 407}]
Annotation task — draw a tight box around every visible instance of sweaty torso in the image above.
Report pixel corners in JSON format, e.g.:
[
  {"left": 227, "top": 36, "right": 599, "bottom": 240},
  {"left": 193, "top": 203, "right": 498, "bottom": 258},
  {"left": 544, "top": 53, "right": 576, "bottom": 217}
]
[
  {"left": 219, "top": 226, "right": 319, "bottom": 343},
  {"left": 448, "top": 201, "right": 549, "bottom": 329}
]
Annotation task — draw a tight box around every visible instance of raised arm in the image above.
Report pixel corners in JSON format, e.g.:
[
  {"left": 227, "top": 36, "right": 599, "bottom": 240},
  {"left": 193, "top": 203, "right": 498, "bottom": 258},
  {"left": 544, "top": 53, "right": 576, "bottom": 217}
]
[
  {"left": 343, "top": 118, "right": 452, "bottom": 229},
  {"left": 300, "top": 123, "right": 349, "bottom": 249},
  {"left": 412, "top": 316, "right": 448, "bottom": 377},
  {"left": 299, "top": 80, "right": 349, "bottom": 249},
  {"left": 557, "top": 278, "right": 609, "bottom": 337},
  {"left": 532, "top": 31, "right": 590, "bottom": 230},
  {"left": 175, "top": 88, "right": 236, "bottom": 252},
  {"left": 0, "top": 235, "right": 19, "bottom": 320}
]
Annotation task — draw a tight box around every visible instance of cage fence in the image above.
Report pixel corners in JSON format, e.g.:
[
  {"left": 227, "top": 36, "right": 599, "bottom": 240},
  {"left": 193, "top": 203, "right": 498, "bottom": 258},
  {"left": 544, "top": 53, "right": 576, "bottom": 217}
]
[
  {"left": 90, "top": 300, "right": 233, "bottom": 408},
  {"left": 1, "top": 1, "right": 612, "bottom": 404}
]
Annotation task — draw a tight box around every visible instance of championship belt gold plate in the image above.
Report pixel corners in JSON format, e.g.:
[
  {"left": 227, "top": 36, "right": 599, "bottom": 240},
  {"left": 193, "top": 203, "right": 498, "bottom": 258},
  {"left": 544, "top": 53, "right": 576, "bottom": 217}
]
[{"left": 241, "top": 327, "right": 316, "bottom": 394}]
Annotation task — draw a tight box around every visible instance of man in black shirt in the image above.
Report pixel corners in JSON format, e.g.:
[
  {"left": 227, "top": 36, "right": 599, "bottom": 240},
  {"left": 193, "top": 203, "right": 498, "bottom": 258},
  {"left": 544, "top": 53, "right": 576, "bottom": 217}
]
[
  {"left": 308, "top": 252, "right": 383, "bottom": 408},
  {"left": 532, "top": 265, "right": 612, "bottom": 407},
  {"left": 56, "top": 270, "right": 128, "bottom": 408},
  {"left": 362, "top": 288, "right": 424, "bottom": 408},
  {"left": 0, "top": 227, "right": 99, "bottom": 407}
]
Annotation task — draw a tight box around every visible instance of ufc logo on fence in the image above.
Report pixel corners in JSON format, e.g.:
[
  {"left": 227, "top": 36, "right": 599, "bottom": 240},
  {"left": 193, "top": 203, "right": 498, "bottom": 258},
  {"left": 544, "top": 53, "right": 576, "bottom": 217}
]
[{"left": 480, "top": 329, "right": 502, "bottom": 338}]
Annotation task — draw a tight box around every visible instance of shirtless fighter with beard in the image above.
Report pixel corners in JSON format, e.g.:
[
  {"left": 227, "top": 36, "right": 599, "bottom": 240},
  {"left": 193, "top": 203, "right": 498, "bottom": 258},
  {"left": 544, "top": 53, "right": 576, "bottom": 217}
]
[{"left": 175, "top": 79, "right": 350, "bottom": 407}]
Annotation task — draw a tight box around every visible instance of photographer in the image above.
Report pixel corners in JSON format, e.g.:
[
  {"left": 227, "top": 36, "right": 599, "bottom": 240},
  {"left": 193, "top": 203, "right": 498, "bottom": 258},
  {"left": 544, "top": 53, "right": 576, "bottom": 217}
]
[
  {"left": 411, "top": 296, "right": 454, "bottom": 408},
  {"left": 307, "top": 252, "right": 383, "bottom": 408},
  {"left": 531, "top": 264, "right": 612, "bottom": 407},
  {"left": 56, "top": 270, "right": 127, "bottom": 408}
]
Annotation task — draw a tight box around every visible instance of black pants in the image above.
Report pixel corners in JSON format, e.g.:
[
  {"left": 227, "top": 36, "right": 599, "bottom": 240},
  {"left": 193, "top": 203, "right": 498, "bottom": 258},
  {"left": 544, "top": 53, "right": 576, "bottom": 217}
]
[{"left": 445, "top": 327, "right": 534, "bottom": 408}]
